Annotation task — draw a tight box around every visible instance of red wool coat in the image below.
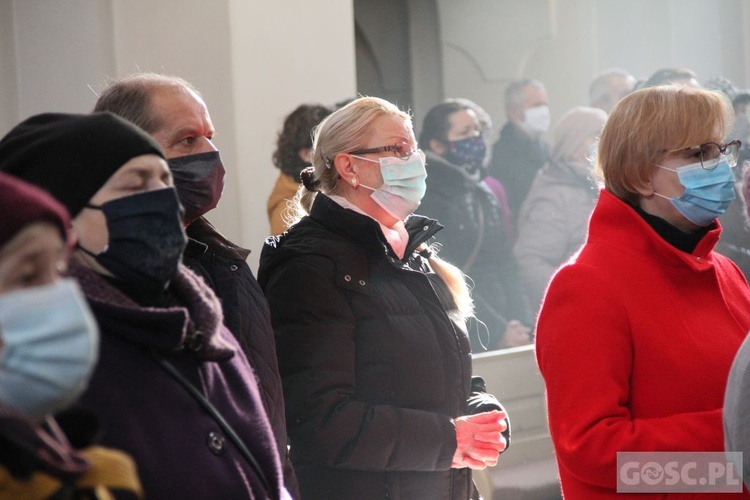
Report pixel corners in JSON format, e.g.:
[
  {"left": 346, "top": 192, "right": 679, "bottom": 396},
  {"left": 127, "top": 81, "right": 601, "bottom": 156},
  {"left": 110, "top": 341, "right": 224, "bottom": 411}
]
[{"left": 536, "top": 190, "right": 750, "bottom": 499}]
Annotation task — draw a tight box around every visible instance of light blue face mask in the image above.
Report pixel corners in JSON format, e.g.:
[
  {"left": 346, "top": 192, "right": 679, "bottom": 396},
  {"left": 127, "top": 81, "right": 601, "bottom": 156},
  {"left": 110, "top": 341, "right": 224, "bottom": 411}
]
[
  {"left": 0, "top": 278, "right": 99, "bottom": 420},
  {"left": 654, "top": 156, "right": 736, "bottom": 227},
  {"left": 352, "top": 151, "right": 428, "bottom": 220}
]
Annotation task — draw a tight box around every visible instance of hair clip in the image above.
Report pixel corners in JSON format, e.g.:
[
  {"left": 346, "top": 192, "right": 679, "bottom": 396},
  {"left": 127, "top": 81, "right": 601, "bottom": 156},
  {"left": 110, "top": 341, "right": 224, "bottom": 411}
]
[
  {"left": 418, "top": 245, "right": 433, "bottom": 259},
  {"left": 300, "top": 166, "right": 320, "bottom": 192}
]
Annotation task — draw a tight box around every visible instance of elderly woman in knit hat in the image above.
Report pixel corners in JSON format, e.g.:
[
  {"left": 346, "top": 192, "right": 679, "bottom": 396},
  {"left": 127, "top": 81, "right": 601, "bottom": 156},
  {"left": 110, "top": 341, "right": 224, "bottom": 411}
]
[
  {"left": 0, "top": 112, "right": 289, "bottom": 500},
  {"left": 513, "top": 106, "right": 608, "bottom": 312},
  {"left": 0, "top": 172, "right": 143, "bottom": 498}
]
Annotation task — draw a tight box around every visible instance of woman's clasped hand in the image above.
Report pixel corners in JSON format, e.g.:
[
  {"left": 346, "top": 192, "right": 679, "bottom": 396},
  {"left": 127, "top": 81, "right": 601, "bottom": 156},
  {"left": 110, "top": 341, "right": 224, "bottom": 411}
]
[{"left": 452, "top": 410, "right": 508, "bottom": 470}]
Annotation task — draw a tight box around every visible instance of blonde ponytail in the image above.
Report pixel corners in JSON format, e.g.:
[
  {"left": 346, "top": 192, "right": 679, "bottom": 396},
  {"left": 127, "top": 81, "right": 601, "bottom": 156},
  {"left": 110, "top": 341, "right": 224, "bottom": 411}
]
[{"left": 421, "top": 244, "right": 474, "bottom": 320}]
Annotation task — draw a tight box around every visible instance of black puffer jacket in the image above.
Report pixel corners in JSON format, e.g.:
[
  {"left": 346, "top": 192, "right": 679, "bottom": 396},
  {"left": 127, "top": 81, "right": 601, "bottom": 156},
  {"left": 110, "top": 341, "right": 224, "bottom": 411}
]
[
  {"left": 183, "top": 216, "right": 298, "bottom": 498},
  {"left": 258, "top": 194, "right": 508, "bottom": 500},
  {"left": 420, "top": 151, "right": 532, "bottom": 350}
]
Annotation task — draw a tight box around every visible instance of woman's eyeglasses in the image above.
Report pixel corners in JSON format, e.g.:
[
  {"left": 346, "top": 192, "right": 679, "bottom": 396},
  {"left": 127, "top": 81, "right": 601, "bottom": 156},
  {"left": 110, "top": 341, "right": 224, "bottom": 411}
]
[
  {"left": 664, "top": 140, "right": 742, "bottom": 169},
  {"left": 348, "top": 142, "right": 420, "bottom": 160}
]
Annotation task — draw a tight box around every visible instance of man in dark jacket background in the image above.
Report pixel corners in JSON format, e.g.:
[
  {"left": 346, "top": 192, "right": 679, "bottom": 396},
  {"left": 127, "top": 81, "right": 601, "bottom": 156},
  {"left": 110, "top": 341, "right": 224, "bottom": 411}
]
[
  {"left": 94, "top": 73, "right": 298, "bottom": 497},
  {"left": 489, "top": 78, "right": 550, "bottom": 225}
]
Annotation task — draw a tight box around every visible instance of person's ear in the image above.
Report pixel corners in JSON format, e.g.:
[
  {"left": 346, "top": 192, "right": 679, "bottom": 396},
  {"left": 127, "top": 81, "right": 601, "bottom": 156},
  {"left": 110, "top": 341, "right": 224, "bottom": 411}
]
[
  {"left": 508, "top": 106, "right": 524, "bottom": 123},
  {"left": 430, "top": 139, "right": 446, "bottom": 156},
  {"left": 633, "top": 170, "right": 655, "bottom": 197},
  {"left": 71, "top": 209, "right": 109, "bottom": 259},
  {"left": 298, "top": 147, "right": 312, "bottom": 164},
  {"left": 333, "top": 153, "right": 358, "bottom": 186}
]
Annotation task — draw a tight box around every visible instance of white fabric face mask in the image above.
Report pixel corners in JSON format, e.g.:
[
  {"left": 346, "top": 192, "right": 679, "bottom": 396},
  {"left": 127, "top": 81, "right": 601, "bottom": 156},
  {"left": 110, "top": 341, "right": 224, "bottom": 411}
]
[
  {"left": 0, "top": 278, "right": 99, "bottom": 420},
  {"left": 520, "top": 105, "right": 551, "bottom": 137},
  {"left": 352, "top": 151, "right": 428, "bottom": 220}
]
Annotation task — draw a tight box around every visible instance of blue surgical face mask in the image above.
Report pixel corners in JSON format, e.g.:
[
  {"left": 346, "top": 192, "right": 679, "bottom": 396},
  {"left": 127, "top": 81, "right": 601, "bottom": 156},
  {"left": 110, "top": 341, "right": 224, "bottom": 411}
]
[
  {"left": 351, "top": 151, "right": 428, "bottom": 220},
  {"left": 654, "top": 156, "right": 736, "bottom": 226},
  {"left": 0, "top": 279, "right": 99, "bottom": 420}
]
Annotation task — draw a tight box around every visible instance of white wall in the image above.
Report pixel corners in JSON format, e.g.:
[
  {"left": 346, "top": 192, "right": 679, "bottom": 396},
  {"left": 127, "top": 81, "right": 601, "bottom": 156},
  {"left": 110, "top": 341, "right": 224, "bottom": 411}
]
[
  {"left": 8, "top": 0, "right": 114, "bottom": 118},
  {"left": 0, "top": 0, "right": 356, "bottom": 272},
  {"left": 227, "top": 0, "right": 356, "bottom": 270}
]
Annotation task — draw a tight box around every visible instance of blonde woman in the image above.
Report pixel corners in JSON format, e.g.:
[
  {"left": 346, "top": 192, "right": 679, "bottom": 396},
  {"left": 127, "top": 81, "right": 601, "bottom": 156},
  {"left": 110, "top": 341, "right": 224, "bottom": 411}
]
[
  {"left": 258, "top": 96, "right": 509, "bottom": 500},
  {"left": 536, "top": 86, "right": 750, "bottom": 498}
]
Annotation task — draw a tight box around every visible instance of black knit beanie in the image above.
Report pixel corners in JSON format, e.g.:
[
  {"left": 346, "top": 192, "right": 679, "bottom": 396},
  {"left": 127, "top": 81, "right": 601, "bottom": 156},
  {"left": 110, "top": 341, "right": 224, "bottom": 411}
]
[{"left": 0, "top": 112, "right": 164, "bottom": 216}]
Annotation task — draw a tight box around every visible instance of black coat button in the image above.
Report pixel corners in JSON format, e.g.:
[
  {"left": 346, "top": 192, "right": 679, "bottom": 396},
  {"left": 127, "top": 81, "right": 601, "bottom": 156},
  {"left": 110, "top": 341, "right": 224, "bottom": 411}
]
[{"left": 208, "top": 431, "right": 225, "bottom": 455}]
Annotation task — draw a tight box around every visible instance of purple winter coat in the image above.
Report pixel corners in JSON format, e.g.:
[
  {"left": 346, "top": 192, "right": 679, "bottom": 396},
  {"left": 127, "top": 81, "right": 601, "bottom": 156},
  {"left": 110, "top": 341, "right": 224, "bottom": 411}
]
[
  {"left": 183, "top": 216, "right": 298, "bottom": 498},
  {"left": 67, "top": 260, "right": 288, "bottom": 499}
]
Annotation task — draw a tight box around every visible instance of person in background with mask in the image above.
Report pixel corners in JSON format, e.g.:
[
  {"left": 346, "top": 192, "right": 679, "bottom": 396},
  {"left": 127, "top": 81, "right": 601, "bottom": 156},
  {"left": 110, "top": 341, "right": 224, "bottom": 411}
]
[
  {"left": 536, "top": 86, "right": 750, "bottom": 499},
  {"left": 514, "top": 106, "right": 607, "bottom": 315},
  {"left": 588, "top": 68, "right": 637, "bottom": 114},
  {"left": 0, "top": 112, "right": 289, "bottom": 500},
  {"left": 452, "top": 98, "right": 516, "bottom": 243},
  {"left": 724, "top": 160, "right": 750, "bottom": 491},
  {"left": 713, "top": 91, "right": 750, "bottom": 281},
  {"left": 93, "top": 73, "right": 298, "bottom": 498},
  {"left": 258, "top": 97, "right": 509, "bottom": 500},
  {"left": 0, "top": 172, "right": 142, "bottom": 499},
  {"left": 418, "top": 99, "right": 532, "bottom": 351},
  {"left": 731, "top": 91, "right": 750, "bottom": 147},
  {"left": 489, "top": 78, "right": 550, "bottom": 225},
  {"left": 704, "top": 76, "right": 740, "bottom": 102},
  {"left": 268, "top": 103, "right": 333, "bottom": 235},
  {"left": 639, "top": 66, "right": 700, "bottom": 90}
]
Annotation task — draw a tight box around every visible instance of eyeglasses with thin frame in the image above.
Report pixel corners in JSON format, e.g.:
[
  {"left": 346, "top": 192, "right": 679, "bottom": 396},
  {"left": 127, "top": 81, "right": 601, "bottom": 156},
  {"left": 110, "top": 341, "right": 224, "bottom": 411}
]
[
  {"left": 663, "top": 140, "right": 742, "bottom": 169},
  {"left": 348, "top": 142, "right": 421, "bottom": 161}
]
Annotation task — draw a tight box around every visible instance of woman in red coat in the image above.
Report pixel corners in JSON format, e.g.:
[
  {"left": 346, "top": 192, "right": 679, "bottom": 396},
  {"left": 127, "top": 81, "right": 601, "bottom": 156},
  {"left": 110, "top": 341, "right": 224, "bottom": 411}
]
[{"left": 536, "top": 85, "right": 750, "bottom": 499}]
